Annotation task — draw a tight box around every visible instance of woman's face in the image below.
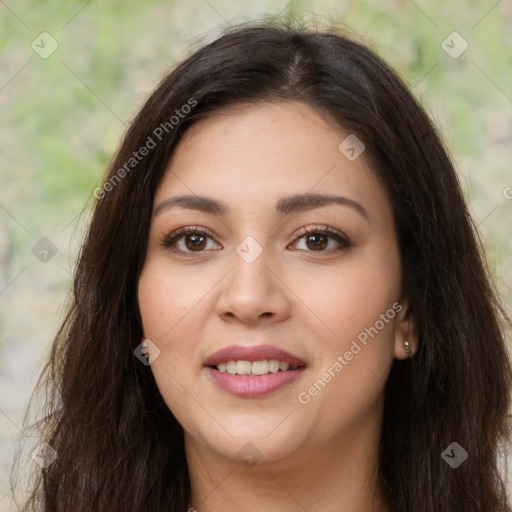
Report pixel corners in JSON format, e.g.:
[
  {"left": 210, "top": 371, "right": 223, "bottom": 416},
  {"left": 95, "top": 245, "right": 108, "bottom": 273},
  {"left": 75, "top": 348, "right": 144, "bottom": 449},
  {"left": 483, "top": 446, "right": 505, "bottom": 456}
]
[{"left": 138, "top": 101, "right": 412, "bottom": 468}]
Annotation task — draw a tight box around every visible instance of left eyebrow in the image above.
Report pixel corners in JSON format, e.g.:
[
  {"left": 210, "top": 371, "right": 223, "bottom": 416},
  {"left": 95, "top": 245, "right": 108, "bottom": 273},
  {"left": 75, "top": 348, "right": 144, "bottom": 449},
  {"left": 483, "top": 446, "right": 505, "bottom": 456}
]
[
  {"left": 275, "top": 193, "right": 368, "bottom": 220},
  {"left": 153, "top": 192, "right": 368, "bottom": 221}
]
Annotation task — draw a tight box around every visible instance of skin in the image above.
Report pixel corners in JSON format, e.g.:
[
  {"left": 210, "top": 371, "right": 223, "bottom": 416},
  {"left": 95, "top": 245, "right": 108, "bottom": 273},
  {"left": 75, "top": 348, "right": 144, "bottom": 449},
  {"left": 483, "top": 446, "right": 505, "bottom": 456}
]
[{"left": 138, "top": 101, "right": 417, "bottom": 512}]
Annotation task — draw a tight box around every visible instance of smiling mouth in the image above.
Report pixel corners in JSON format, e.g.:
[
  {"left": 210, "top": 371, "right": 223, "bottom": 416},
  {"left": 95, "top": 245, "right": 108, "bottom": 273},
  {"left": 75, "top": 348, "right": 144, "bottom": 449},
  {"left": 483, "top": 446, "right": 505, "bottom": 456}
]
[{"left": 210, "top": 359, "right": 303, "bottom": 377}]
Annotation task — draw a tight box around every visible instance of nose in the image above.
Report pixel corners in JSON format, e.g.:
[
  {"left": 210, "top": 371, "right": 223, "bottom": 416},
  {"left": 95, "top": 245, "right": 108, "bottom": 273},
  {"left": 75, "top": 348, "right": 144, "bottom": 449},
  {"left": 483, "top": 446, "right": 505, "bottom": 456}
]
[{"left": 215, "top": 245, "right": 291, "bottom": 325}]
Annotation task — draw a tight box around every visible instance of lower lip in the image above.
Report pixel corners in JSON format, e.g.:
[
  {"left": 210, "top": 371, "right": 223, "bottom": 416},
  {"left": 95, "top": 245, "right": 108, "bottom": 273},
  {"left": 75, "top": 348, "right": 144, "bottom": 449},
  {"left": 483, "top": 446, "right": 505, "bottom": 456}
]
[{"left": 206, "top": 367, "right": 306, "bottom": 398}]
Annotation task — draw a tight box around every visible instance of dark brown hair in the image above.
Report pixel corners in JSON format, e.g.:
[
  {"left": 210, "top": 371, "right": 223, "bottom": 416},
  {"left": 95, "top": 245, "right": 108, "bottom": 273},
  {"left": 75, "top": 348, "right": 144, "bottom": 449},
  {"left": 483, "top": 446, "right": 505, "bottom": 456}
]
[{"left": 12, "top": 19, "right": 512, "bottom": 511}]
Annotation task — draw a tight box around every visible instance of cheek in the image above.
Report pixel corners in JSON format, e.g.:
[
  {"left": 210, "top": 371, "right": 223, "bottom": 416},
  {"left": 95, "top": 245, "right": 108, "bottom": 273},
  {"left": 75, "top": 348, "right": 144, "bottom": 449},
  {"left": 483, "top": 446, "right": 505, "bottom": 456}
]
[
  {"left": 137, "top": 259, "right": 217, "bottom": 375},
  {"left": 137, "top": 263, "right": 199, "bottom": 391},
  {"left": 292, "top": 245, "right": 400, "bottom": 414},
  {"left": 138, "top": 259, "right": 210, "bottom": 341},
  {"left": 138, "top": 264, "right": 204, "bottom": 431},
  {"left": 293, "top": 244, "right": 401, "bottom": 351}
]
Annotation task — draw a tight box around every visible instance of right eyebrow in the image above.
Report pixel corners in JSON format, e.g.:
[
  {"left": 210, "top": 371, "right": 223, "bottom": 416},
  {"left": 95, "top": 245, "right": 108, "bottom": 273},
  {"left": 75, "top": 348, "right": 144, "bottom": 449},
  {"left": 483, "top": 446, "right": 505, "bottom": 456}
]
[{"left": 154, "top": 195, "right": 227, "bottom": 217}]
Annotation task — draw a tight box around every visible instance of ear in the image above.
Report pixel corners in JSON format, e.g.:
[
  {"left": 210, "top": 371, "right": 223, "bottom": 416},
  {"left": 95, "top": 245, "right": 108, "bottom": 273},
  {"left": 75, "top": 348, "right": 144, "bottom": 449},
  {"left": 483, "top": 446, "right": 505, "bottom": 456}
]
[{"left": 393, "top": 298, "right": 418, "bottom": 360}]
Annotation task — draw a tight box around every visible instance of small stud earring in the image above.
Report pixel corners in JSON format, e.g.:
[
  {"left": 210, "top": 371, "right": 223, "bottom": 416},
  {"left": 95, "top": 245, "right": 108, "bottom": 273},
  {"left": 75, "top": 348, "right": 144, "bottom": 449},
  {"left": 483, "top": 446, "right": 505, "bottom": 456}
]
[
  {"left": 404, "top": 340, "right": 412, "bottom": 357},
  {"left": 141, "top": 337, "right": 148, "bottom": 356}
]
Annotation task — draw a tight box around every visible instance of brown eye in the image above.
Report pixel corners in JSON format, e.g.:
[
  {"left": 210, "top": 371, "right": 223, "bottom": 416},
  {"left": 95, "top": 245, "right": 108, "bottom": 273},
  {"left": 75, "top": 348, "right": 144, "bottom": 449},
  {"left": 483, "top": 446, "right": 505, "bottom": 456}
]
[
  {"left": 161, "top": 226, "right": 220, "bottom": 253},
  {"left": 292, "top": 225, "right": 352, "bottom": 253},
  {"left": 305, "top": 233, "right": 328, "bottom": 251},
  {"left": 184, "top": 234, "right": 207, "bottom": 251}
]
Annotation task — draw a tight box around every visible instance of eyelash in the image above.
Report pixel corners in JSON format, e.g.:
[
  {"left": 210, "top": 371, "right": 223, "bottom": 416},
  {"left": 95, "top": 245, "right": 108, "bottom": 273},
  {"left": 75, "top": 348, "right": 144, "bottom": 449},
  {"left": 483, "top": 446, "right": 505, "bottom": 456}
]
[{"left": 160, "top": 225, "right": 352, "bottom": 255}]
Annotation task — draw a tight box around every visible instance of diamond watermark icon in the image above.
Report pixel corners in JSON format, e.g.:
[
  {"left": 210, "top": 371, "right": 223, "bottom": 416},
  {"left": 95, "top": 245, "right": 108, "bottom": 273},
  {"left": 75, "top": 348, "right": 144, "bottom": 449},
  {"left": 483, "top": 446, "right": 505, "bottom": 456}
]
[
  {"left": 237, "top": 442, "right": 262, "bottom": 467},
  {"left": 236, "top": 236, "right": 263, "bottom": 264},
  {"left": 441, "top": 442, "right": 468, "bottom": 468},
  {"left": 441, "top": 32, "right": 468, "bottom": 59},
  {"left": 338, "top": 134, "right": 365, "bottom": 161},
  {"left": 31, "top": 32, "right": 59, "bottom": 59},
  {"left": 134, "top": 338, "right": 161, "bottom": 366},
  {"left": 32, "top": 237, "right": 58, "bottom": 263},
  {"left": 31, "top": 442, "right": 58, "bottom": 468}
]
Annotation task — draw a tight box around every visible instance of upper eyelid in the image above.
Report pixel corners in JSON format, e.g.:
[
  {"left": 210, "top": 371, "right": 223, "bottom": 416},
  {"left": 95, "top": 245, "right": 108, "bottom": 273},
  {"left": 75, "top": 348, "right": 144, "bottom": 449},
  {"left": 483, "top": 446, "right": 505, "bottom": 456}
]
[{"left": 164, "top": 224, "right": 345, "bottom": 239}]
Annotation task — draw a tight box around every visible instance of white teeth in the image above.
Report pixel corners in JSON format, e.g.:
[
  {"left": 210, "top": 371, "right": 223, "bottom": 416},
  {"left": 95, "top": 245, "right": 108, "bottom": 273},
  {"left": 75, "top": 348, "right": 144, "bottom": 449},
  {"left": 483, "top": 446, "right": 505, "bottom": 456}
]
[
  {"left": 215, "top": 359, "right": 299, "bottom": 376},
  {"left": 268, "top": 359, "right": 280, "bottom": 373},
  {"left": 252, "top": 360, "right": 269, "bottom": 375},
  {"left": 236, "top": 360, "right": 252, "bottom": 375}
]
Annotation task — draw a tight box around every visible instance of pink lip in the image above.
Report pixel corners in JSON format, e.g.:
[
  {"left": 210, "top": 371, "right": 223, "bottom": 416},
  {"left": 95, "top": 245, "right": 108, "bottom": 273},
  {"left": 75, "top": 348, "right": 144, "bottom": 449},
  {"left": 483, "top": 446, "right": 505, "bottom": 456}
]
[
  {"left": 206, "top": 367, "right": 306, "bottom": 398},
  {"left": 204, "top": 344, "right": 307, "bottom": 398},
  {"left": 203, "top": 344, "right": 307, "bottom": 367}
]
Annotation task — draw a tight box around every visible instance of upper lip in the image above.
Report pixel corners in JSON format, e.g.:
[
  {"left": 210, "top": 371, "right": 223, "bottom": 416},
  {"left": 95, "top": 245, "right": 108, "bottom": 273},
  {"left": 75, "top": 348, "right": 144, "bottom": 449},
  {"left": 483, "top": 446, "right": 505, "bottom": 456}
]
[{"left": 204, "top": 344, "right": 307, "bottom": 367}]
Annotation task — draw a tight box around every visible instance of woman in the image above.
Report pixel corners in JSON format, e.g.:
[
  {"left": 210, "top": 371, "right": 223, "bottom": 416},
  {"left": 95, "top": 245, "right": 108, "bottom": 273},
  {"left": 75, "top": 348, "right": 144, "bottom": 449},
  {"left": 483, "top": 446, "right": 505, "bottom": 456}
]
[{"left": 13, "top": 20, "right": 512, "bottom": 511}]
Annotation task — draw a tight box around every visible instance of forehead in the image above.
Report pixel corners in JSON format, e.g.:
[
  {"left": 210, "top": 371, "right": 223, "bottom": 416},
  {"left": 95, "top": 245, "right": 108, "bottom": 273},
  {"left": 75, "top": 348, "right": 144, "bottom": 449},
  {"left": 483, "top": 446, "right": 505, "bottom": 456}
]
[{"left": 154, "top": 101, "right": 390, "bottom": 224}]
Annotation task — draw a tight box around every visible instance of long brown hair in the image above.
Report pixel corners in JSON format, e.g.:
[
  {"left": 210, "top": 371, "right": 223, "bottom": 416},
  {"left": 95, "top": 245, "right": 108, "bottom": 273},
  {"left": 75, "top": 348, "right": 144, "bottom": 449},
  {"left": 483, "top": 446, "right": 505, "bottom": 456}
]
[{"left": 12, "top": 19, "right": 512, "bottom": 511}]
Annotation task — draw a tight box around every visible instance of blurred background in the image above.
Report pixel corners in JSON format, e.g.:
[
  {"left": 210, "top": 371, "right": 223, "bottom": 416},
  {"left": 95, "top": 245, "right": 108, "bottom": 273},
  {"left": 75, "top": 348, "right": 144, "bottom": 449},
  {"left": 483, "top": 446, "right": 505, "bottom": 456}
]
[{"left": 1, "top": 0, "right": 511, "bottom": 509}]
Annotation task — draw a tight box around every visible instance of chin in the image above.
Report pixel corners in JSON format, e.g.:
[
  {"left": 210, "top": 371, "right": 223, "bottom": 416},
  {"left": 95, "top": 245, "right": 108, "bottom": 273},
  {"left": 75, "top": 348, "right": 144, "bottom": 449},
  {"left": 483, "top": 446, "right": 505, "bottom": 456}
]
[{"left": 187, "top": 417, "right": 308, "bottom": 467}]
